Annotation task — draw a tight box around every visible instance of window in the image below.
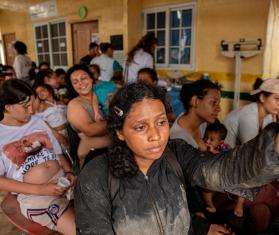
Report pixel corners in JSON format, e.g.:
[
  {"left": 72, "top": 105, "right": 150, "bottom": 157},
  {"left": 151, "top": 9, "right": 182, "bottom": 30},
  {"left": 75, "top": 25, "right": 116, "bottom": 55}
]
[
  {"left": 143, "top": 3, "right": 195, "bottom": 69},
  {"left": 34, "top": 20, "right": 67, "bottom": 68}
]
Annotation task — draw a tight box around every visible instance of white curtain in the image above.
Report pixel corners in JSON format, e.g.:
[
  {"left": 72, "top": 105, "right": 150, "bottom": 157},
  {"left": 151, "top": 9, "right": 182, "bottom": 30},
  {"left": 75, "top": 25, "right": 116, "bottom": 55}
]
[{"left": 263, "top": 0, "right": 279, "bottom": 78}]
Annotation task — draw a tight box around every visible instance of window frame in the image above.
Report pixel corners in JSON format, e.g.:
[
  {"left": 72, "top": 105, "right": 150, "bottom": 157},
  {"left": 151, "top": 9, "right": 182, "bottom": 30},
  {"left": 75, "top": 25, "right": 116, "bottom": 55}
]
[
  {"left": 142, "top": 2, "right": 196, "bottom": 70},
  {"left": 33, "top": 18, "right": 68, "bottom": 70}
]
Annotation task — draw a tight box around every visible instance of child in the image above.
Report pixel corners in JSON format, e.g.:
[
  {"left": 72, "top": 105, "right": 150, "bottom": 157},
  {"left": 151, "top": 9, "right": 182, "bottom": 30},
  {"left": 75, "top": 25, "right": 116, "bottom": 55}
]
[
  {"left": 203, "top": 121, "right": 245, "bottom": 217},
  {"left": 203, "top": 121, "right": 230, "bottom": 154},
  {"left": 35, "top": 70, "right": 60, "bottom": 91},
  {"left": 54, "top": 69, "right": 69, "bottom": 104},
  {"left": 33, "top": 83, "right": 68, "bottom": 149}
]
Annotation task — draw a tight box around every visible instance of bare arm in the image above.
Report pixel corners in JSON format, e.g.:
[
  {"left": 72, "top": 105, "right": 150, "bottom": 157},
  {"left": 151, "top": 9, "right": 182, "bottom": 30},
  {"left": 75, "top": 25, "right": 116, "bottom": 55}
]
[
  {"left": 67, "top": 99, "right": 107, "bottom": 137},
  {"left": 58, "top": 154, "right": 72, "bottom": 173},
  {"left": 0, "top": 176, "right": 66, "bottom": 196}
]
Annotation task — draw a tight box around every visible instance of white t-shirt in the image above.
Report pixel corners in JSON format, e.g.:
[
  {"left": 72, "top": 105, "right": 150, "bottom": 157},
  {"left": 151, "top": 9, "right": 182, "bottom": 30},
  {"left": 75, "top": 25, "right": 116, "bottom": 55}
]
[
  {"left": 170, "top": 113, "right": 207, "bottom": 148},
  {"left": 91, "top": 54, "right": 114, "bottom": 81},
  {"left": 35, "top": 104, "right": 67, "bottom": 128},
  {"left": 224, "top": 102, "right": 274, "bottom": 148},
  {"left": 0, "top": 116, "right": 62, "bottom": 182},
  {"left": 125, "top": 49, "right": 154, "bottom": 83},
  {"left": 13, "top": 54, "right": 32, "bottom": 81}
]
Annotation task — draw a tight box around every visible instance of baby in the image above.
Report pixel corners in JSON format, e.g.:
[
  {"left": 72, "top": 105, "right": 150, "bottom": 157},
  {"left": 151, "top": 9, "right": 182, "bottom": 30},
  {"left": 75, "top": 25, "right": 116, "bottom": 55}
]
[{"left": 203, "top": 122, "right": 245, "bottom": 217}]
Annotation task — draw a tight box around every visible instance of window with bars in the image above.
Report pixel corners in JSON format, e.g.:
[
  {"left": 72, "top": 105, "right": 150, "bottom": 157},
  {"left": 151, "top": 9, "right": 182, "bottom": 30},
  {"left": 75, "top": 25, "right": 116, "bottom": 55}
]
[
  {"left": 144, "top": 4, "right": 195, "bottom": 69},
  {"left": 34, "top": 21, "right": 67, "bottom": 68}
]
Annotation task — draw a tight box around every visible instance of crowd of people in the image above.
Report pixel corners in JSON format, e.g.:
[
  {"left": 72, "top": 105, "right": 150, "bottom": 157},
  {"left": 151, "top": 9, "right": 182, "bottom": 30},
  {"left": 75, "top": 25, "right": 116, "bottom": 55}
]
[{"left": 0, "top": 32, "right": 279, "bottom": 235}]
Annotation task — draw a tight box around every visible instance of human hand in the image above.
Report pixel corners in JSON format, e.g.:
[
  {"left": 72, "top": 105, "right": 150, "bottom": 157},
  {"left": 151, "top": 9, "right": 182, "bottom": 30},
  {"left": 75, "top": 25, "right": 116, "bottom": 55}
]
[
  {"left": 65, "top": 172, "right": 76, "bottom": 187},
  {"left": 207, "top": 224, "right": 232, "bottom": 235},
  {"left": 205, "top": 142, "right": 220, "bottom": 154},
  {"left": 39, "top": 182, "right": 67, "bottom": 196}
]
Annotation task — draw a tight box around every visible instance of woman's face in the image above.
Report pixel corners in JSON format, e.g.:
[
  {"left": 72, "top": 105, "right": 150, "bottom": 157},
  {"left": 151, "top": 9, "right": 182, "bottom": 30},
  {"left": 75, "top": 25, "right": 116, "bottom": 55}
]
[
  {"left": 195, "top": 89, "right": 221, "bottom": 123},
  {"left": 35, "top": 86, "right": 51, "bottom": 101},
  {"left": 261, "top": 93, "right": 279, "bottom": 115},
  {"left": 70, "top": 70, "right": 93, "bottom": 95},
  {"left": 117, "top": 98, "right": 169, "bottom": 167}
]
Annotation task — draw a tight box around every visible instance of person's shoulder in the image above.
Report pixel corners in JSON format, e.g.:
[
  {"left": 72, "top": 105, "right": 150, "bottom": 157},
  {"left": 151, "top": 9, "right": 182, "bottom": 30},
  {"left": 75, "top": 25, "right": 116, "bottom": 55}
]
[
  {"left": 91, "top": 55, "right": 101, "bottom": 64},
  {"left": 78, "top": 154, "right": 109, "bottom": 188},
  {"left": 81, "top": 54, "right": 90, "bottom": 60},
  {"left": 68, "top": 97, "right": 81, "bottom": 108},
  {"left": 29, "top": 115, "right": 45, "bottom": 125},
  {"left": 168, "top": 138, "right": 192, "bottom": 152},
  {"left": 240, "top": 102, "right": 257, "bottom": 114}
]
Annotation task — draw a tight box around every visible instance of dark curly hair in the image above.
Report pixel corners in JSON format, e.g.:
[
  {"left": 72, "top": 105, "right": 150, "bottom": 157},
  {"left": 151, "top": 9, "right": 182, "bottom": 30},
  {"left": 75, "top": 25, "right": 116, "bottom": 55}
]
[
  {"left": 180, "top": 79, "right": 221, "bottom": 114},
  {"left": 65, "top": 64, "right": 94, "bottom": 99},
  {"left": 107, "top": 81, "right": 167, "bottom": 178},
  {"left": 0, "top": 79, "right": 34, "bottom": 121}
]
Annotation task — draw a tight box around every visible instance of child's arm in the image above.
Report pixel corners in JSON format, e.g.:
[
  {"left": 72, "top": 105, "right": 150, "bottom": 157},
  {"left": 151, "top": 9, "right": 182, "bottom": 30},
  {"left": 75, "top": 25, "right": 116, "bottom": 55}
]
[{"left": 58, "top": 154, "right": 76, "bottom": 186}]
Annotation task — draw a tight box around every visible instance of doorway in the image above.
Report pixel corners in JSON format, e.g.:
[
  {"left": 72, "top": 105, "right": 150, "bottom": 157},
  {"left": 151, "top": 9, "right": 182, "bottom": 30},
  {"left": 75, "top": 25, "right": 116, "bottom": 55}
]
[
  {"left": 72, "top": 21, "right": 99, "bottom": 64},
  {"left": 3, "top": 33, "right": 16, "bottom": 66}
]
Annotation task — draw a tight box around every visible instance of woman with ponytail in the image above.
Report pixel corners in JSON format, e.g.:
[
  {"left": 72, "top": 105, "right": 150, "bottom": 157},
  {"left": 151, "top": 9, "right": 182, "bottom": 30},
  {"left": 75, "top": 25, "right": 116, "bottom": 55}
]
[
  {"left": 125, "top": 32, "right": 158, "bottom": 83},
  {"left": 75, "top": 81, "right": 279, "bottom": 235}
]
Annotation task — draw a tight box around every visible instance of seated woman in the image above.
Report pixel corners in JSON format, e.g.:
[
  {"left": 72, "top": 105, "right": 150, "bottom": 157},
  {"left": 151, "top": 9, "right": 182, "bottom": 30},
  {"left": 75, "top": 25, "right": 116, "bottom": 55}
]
[
  {"left": 224, "top": 77, "right": 279, "bottom": 233},
  {"left": 33, "top": 83, "right": 68, "bottom": 148},
  {"left": 0, "top": 79, "right": 75, "bottom": 234},
  {"left": 170, "top": 79, "right": 221, "bottom": 150},
  {"left": 75, "top": 82, "right": 279, "bottom": 235},
  {"left": 224, "top": 77, "right": 279, "bottom": 148},
  {"left": 66, "top": 64, "right": 111, "bottom": 165}
]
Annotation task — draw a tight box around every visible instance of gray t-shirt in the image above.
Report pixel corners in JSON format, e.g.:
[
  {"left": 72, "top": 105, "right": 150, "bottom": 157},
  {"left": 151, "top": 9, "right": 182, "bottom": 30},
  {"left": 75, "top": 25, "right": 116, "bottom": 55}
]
[
  {"left": 170, "top": 113, "right": 207, "bottom": 148},
  {"left": 224, "top": 102, "right": 274, "bottom": 148}
]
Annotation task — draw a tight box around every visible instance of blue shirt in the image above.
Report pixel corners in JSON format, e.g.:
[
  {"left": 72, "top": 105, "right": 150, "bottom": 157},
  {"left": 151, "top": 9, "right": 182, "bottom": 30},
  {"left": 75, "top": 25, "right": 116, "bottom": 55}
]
[{"left": 93, "top": 81, "right": 117, "bottom": 116}]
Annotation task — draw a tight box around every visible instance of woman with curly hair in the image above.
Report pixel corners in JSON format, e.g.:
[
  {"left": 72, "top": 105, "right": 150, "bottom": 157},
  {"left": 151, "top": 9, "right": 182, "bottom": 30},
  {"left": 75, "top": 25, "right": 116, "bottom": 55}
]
[
  {"left": 75, "top": 82, "right": 279, "bottom": 235},
  {"left": 125, "top": 32, "right": 158, "bottom": 83}
]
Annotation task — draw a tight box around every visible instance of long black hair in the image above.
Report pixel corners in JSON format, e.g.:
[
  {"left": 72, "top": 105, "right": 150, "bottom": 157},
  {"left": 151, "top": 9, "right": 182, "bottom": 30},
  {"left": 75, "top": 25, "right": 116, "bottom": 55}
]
[
  {"left": 0, "top": 79, "right": 34, "bottom": 121},
  {"left": 107, "top": 81, "right": 167, "bottom": 178},
  {"left": 180, "top": 79, "right": 221, "bottom": 114},
  {"left": 127, "top": 32, "right": 157, "bottom": 64}
]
